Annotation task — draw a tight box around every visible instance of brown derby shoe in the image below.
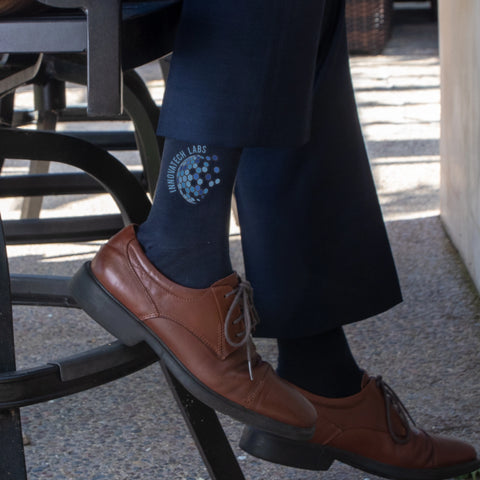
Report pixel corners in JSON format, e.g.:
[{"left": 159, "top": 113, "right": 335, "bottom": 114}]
[
  {"left": 70, "top": 225, "right": 316, "bottom": 440},
  {"left": 240, "top": 374, "right": 480, "bottom": 479}
]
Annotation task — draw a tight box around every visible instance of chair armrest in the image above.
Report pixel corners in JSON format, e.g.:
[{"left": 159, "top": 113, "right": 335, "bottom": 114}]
[
  {"left": 38, "top": 0, "right": 123, "bottom": 116},
  {"left": 35, "top": 0, "right": 80, "bottom": 8},
  {"left": 37, "top": 0, "right": 120, "bottom": 11}
]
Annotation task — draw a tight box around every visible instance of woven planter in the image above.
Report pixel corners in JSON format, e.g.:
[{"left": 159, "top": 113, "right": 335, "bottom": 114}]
[{"left": 346, "top": 0, "right": 393, "bottom": 54}]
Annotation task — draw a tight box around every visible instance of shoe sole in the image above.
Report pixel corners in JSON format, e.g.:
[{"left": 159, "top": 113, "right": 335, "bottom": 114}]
[
  {"left": 240, "top": 427, "right": 480, "bottom": 480},
  {"left": 70, "top": 262, "right": 314, "bottom": 442}
]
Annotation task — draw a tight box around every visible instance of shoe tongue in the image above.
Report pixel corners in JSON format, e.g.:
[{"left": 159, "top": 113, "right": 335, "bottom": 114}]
[
  {"left": 211, "top": 272, "right": 240, "bottom": 289},
  {"left": 360, "top": 372, "right": 372, "bottom": 389}
]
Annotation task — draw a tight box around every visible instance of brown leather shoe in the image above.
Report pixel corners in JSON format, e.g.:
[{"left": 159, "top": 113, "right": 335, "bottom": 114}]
[
  {"left": 240, "top": 374, "right": 480, "bottom": 479},
  {"left": 70, "top": 225, "right": 316, "bottom": 440}
]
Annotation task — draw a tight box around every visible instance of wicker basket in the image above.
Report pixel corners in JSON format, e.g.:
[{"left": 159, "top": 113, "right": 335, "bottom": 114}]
[{"left": 346, "top": 0, "right": 393, "bottom": 55}]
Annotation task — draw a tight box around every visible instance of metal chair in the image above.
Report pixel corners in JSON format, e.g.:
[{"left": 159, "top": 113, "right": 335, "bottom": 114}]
[
  {"left": 0, "top": 2, "right": 247, "bottom": 478},
  {"left": 0, "top": 0, "right": 180, "bottom": 226}
]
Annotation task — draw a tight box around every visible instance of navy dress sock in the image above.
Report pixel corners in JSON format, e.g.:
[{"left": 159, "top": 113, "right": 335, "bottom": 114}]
[
  {"left": 137, "top": 138, "right": 241, "bottom": 289},
  {"left": 277, "top": 327, "right": 363, "bottom": 398}
]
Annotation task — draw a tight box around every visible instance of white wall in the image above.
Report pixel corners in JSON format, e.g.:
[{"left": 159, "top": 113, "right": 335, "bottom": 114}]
[{"left": 439, "top": 0, "right": 480, "bottom": 291}]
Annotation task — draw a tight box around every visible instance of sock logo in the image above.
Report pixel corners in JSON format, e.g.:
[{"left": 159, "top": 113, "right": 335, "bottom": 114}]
[{"left": 166, "top": 145, "right": 221, "bottom": 205}]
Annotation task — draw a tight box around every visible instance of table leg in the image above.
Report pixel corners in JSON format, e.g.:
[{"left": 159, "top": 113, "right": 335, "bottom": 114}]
[{"left": 161, "top": 362, "right": 246, "bottom": 480}]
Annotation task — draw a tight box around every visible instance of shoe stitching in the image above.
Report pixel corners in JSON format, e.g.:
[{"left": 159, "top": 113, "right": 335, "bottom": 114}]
[
  {"left": 244, "top": 364, "right": 269, "bottom": 408},
  {"left": 212, "top": 291, "right": 227, "bottom": 358},
  {"left": 96, "top": 240, "right": 159, "bottom": 320},
  {"left": 126, "top": 236, "right": 260, "bottom": 378},
  {"left": 127, "top": 253, "right": 230, "bottom": 356},
  {"left": 129, "top": 243, "right": 217, "bottom": 303},
  {"left": 124, "top": 241, "right": 159, "bottom": 318},
  {"left": 306, "top": 378, "right": 417, "bottom": 447},
  {"left": 145, "top": 312, "right": 220, "bottom": 356},
  {"left": 224, "top": 281, "right": 259, "bottom": 380},
  {"left": 314, "top": 419, "right": 342, "bottom": 445}
]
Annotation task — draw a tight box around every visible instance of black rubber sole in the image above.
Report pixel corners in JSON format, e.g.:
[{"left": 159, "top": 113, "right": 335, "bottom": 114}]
[
  {"left": 240, "top": 427, "right": 480, "bottom": 480},
  {"left": 69, "top": 262, "right": 314, "bottom": 441}
]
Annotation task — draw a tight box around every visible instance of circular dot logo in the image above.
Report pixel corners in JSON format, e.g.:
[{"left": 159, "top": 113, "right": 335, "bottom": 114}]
[{"left": 176, "top": 154, "right": 221, "bottom": 204}]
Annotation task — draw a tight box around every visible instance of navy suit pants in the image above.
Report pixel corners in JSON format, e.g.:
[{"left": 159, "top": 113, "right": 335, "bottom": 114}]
[{"left": 157, "top": 0, "right": 402, "bottom": 338}]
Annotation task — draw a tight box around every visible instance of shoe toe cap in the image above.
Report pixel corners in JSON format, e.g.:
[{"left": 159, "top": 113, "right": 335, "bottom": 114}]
[{"left": 432, "top": 434, "right": 478, "bottom": 467}]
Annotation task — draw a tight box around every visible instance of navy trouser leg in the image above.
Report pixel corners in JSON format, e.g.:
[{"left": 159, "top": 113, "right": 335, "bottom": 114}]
[
  {"left": 235, "top": 0, "right": 402, "bottom": 338},
  {"left": 158, "top": 0, "right": 326, "bottom": 147},
  {"left": 157, "top": 0, "right": 402, "bottom": 337}
]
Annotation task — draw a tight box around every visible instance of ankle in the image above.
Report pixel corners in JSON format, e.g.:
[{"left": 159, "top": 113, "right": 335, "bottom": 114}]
[
  {"left": 136, "top": 138, "right": 241, "bottom": 289},
  {"left": 137, "top": 230, "right": 233, "bottom": 288},
  {"left": 277, "top": 328, "right": 363, "bottom": 398}
]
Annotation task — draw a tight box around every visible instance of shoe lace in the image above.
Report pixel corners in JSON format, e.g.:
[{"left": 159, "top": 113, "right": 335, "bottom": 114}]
[
  {"left": 375, "top": 376, "right": 417, "bottom": 445},
  {"left": 224, "top": 280, "right": 260, "bottom": 381}
]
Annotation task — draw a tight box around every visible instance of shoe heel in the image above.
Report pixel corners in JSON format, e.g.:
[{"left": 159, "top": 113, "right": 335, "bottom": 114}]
[
  {"left": 70, "top": 262, "right": 145, "bottom": 346},
  {"left": 240, "top": 427, "right": 333, "bottom": 471}
]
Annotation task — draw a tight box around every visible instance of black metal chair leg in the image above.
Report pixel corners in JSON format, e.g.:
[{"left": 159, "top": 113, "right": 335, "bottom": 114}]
[
  {"left": 0, "top": 92, "right": 15, "bottom": 172},
  {"left": 20, "top": 80, "right": 64, "bottom": 219},
  {"left": 0, "top": 216, "right": 28, "bottom": 480},
  {"left": 47, "top": 59, "right": 164, "bottom": 196},
  {"left": 161, "top": 362, "right": 246, "bottom": 480},
  {"left": 0, "top": 125, "right": 247, "bottom": 479},
  {"left": 0, "top": 128, "right": 151, "bottom": 226},
  {"left": 124, "top": 69, "right": 163, "bottom": 196}
]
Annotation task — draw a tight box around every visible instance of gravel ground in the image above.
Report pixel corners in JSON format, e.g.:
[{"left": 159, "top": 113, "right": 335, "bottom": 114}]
[{"left": 1, "top": 3, "right": 479, "bottom": 479}]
